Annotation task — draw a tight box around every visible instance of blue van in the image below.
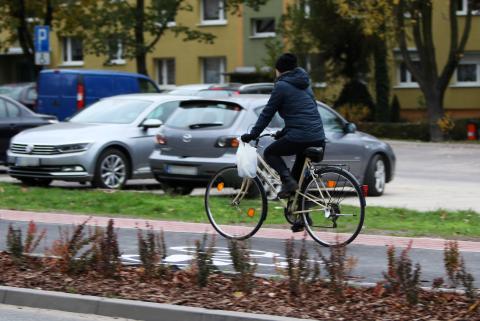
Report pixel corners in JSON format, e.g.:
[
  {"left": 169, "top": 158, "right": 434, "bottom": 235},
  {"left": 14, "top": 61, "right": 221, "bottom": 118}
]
[{"left": 36, "top": 69, "right": 160, "bottom": 120}]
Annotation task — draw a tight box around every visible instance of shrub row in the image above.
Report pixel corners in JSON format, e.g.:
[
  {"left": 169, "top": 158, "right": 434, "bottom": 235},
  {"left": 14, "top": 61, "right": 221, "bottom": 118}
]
[
  {"left": 3, "top": 221, "right": 478, "bottom": 305},
  {"left": 357, "top": 118, "right": 480, "bottom": 141}
]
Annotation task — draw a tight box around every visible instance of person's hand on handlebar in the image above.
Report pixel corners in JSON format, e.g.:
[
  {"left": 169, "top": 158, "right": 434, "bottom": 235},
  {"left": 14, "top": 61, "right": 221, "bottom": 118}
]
[{"left": 240, "top": 133, "right": 256, "bottom": 143}]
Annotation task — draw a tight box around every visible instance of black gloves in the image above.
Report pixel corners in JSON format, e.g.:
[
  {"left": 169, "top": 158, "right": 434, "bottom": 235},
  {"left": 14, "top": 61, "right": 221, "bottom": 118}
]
[
  {"left": 274, "top": 129, "right": 286, "bottom": 140},
  {"left": 241, "top": 133, "right": 255, "bottom": 143}
]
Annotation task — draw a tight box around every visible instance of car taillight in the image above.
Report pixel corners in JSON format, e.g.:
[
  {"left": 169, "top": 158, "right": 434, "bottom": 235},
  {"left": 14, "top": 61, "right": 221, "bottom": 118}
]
[
  {"left": 76, "top": 82, "right": 85, "bottom": 110},
  {"left": 215, "top": 137, "right": 239, "bottom": 148},
  {"left": 156, "top": 134, "right": 167, "bottom": 145}
]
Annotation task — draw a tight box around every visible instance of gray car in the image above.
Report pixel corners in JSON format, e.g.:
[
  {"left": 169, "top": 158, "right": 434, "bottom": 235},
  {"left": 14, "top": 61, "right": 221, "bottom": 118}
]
[
  {"left": 6, "top": 94, "right": 187, "bottom": 188},
  {"left": 149, "top": 95, "right": 396, "bottom": 196}
]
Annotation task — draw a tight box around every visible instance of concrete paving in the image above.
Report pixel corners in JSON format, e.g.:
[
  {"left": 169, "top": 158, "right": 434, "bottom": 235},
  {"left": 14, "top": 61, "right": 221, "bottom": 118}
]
[{"left": 0, "top": 303, "right": 138, "bottom": 321}]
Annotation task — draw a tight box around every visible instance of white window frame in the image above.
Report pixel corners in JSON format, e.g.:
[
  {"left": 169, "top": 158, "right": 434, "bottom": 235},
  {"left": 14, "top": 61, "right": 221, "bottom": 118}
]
[
  {"left": 396, "top": 61, "right": 420, "bottom": 88},
  {"left": 61, "top": 37, "right": 84, "bottom": 66},
  {"left": 201, "top": 57, "right": 226, "bottom": 84},
  {"left": 456, "top": 0, "right": 480, "bottom": 15},
  {"left": 200, "top": 0, "right": 227, "bottom": 26},
  {"left": 109, "top": 40, "right": 125, "bottom": 65},
  {"left": 251, "top": 18, "right": 276, "bottom": 38},
  {"left": 156, "top": 58, "right": 176, "bottom": 86},
  {"left": 452, "top": 59, "right": 480, "bottom": 87}
]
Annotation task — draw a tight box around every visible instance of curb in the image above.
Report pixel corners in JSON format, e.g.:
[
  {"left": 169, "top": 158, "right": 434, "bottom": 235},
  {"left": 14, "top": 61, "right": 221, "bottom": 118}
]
[{"left": 0, "top": 286, "right": 308, "bottom": 321}]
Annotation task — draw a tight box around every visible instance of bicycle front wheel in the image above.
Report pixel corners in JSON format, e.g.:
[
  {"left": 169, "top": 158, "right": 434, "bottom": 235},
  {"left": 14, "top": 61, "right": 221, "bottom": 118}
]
[
  {"left": 205, "top": 166, "right": 267, "bottom": 240},
  {"left": 300, "top": 167, "right": 365, "bottom": 247}
]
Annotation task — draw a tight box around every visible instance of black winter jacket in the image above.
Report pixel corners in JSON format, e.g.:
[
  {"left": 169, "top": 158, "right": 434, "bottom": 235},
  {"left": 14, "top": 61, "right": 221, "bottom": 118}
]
[{"left": 249, "top": 68, "right": 325, "bottom": 142}]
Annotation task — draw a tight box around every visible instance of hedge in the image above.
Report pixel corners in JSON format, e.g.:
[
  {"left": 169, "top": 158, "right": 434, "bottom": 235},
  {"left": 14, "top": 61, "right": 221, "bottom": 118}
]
[{"left": 357, "top": 118, "right": 479, "bottom": 141}]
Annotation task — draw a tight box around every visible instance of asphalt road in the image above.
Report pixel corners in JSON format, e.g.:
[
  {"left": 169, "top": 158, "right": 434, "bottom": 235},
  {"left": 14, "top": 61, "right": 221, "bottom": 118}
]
[
  {"left": 0, "top": 140, "right": 479, "bottom": 212},
  {"left": 0, "top": 304, "right": 139, "bottom": 321},
  {"left": 1, "top": 220, "right": 479, "bottom": 288}
]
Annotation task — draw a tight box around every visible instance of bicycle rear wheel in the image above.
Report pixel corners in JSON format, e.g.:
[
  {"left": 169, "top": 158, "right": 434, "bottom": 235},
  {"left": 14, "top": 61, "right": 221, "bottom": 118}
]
[
  {"left": 205, "top": 166, "right": 267, "bottom": 240},
  {"left": 300, "top": 167, "right": 365, "bottom": 247}
]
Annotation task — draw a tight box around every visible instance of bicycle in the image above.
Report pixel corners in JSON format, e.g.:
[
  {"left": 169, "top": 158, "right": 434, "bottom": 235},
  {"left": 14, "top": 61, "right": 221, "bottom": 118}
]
[{"left": 204, "top": 133, "right": 366, "bottom": 247}]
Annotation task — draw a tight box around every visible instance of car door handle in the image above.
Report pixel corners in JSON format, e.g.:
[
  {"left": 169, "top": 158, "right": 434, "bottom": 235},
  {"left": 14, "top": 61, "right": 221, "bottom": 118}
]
[{"left": 52, "top": 100, "right": 59, "bottom": 107}]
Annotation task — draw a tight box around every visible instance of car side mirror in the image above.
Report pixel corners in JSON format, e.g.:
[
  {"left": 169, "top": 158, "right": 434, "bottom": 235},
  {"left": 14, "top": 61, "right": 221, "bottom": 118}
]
[
  {"left": 344, "top": 122, "right": 357, "bottom": 134},
  {"left": 142, "top": 119, "right": 163, "bottom": 129}
]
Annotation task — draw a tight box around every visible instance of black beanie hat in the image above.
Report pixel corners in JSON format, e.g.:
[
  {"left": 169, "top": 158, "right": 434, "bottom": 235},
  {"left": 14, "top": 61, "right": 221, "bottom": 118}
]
[{"left": 275, "top": 53, "right": 298, "bottom": 73}]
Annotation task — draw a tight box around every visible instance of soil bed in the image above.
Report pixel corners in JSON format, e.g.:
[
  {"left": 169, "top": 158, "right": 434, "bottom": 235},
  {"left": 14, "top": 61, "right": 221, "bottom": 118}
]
[{"left": 0, "top": 252, "right": 478, "bottom": 321}]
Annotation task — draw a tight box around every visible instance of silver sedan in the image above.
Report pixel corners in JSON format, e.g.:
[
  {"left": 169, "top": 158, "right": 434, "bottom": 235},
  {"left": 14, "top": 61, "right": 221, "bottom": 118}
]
[{"left": 6, "top": 94, "right": 187, "bottom": 188}]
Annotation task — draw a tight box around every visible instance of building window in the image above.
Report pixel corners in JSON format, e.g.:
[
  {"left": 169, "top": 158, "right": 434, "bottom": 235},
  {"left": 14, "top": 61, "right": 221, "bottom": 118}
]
[
  {"left": 62, "top": 37, "right": 83, "bottom": 65},
  {"left": 251, "top": 18, "right": 276, "bottom": 38},
  {"left": 201, "top": 0, "right": 226, "bottom": 24},
  {"left": 457, "top": 0, "right": 480, "bottom": 15},
  {"left": 108, "top": 39, "right": 125, "bottom": 65},
  {"left": 453, "top": 59, "right": 480, "bottom": 86},
  {"left": 397, "top": 61, "right": 420, "bottom": 86},
  {"left": 202, "top": 57, "right": 226, "bottom": 84},
  {"left": 156, "top": 58, "right": 176, "bottom": 85}
]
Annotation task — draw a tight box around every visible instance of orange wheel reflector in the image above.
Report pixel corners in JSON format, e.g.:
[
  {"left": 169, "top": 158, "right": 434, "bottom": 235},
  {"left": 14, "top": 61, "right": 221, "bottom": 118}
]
[
  {"left": 247, "top": 208, "right": 255, "bottom": 217},
  {"left": 217, "top": 182, "right": 225, "bottom": 191},
  {"left": 327, "top": 180, "right": 336, "bottom": 188}
]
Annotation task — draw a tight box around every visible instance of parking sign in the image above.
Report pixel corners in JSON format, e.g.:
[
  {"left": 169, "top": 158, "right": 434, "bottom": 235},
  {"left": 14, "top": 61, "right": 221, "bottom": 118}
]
[{"left": 34, "top": 26, "right": 50, "bottom": 65}]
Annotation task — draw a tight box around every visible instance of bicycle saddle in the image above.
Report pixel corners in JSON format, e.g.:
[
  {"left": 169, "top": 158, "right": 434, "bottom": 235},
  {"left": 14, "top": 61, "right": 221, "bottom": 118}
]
[{"left": 304, "top": 147, "right": 324, "bottom": 162}]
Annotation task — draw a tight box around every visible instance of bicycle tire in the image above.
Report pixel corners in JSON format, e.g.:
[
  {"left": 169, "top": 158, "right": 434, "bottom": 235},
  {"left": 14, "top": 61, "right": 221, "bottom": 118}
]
[
  {"left": 205, "top": 166, "right": 268, "bottom": 240},
  {"left": 300, "top": 166, "right": 365, "bottom": 247}
]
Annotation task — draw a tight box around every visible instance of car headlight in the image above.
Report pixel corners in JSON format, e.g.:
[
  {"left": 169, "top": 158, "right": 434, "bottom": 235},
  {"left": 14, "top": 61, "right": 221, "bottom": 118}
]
[{"left": 57, "top": 143, "right": 90, "bottom": 153}]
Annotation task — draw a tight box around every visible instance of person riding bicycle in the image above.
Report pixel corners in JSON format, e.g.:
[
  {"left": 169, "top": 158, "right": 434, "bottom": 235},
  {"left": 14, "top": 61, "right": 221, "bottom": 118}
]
[{"left": 241, "top": 53, "right": 325, "bottom": 199}]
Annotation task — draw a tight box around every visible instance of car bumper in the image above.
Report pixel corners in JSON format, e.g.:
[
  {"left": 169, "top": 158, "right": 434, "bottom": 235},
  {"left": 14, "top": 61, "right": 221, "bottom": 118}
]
[
  {"left": 149, "top": 151, "right": 236, "bottom": 185},
  {"left": 6, "top": 150, "right": 94, "bottom": 181}
]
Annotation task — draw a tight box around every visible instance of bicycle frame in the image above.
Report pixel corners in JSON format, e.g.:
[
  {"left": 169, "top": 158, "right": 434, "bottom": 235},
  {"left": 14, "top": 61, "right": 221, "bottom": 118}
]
[{"left": 250, "top": 153, "right": 334, "bottom": 215}]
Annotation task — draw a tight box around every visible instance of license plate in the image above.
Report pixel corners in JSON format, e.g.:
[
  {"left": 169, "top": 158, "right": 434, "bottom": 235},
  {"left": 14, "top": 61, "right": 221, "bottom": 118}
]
[
  {"left": 166, "top": 165, "right": 198, "bottom": 175},
  {"left": 15, "top": 157, "right": 40, "bottom": 167}
]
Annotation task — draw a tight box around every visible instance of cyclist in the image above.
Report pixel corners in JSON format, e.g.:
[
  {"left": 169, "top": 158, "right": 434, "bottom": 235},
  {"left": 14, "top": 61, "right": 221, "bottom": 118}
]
[{"left": 241, "top": 53, "right": 325, "bottom": 199}]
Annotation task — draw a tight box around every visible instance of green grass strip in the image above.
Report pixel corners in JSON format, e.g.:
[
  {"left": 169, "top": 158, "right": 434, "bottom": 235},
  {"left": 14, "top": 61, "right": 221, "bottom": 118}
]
[{"left": 0, "top": 182, "right": 479, "bottom": 239}]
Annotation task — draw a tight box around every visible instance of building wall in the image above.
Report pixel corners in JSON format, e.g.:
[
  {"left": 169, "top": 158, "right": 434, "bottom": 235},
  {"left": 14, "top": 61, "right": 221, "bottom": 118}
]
[
  {"left": 392, "top": 1, "right": 480, "bottom": 120},
  {"left": 242, "top": 1, "right": 284, "bottom": 68}
]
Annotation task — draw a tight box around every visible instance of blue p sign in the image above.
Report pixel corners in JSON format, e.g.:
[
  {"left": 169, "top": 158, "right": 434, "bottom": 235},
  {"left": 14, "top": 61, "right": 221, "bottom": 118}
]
[{"left": 34, "top": 26, "right": 50, "bottom": 53}]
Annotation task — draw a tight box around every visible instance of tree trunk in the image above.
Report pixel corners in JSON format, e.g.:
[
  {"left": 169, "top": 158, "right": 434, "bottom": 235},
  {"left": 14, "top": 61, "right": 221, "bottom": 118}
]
[
  {"left": 424, "top": 89, "right": 445, "bottom": 142},
  {"left": 134, "top": 0, "right": 148, "bottom": 76},
  {"left": 373, "top": 38, "right": 390, "bottom": 122},
  {"left": 136, "top": 52, "right": 148, "bottom": 76}
]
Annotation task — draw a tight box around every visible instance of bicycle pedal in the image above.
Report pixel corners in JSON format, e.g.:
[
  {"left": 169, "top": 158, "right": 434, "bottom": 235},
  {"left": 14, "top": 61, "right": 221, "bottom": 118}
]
[{"left": 290, "top": 223, "right": 305, "bottom": 233}]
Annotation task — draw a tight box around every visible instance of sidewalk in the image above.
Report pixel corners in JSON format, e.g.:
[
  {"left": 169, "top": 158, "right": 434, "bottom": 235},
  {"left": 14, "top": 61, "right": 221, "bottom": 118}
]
[{"left": 1, "top": 209, "right": 479, "bottom": 252}]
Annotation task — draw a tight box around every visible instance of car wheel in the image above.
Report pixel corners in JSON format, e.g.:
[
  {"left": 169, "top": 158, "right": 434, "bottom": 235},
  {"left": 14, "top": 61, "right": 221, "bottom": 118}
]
[
  {"left": 19, "top": 178, "right": 52, "bottom": 187},
  {"left": 93, "top": 148, "right": 130, "bottom": 189},
  {"left": 364, "top": 154, "right": 386, "bottom": 196}
]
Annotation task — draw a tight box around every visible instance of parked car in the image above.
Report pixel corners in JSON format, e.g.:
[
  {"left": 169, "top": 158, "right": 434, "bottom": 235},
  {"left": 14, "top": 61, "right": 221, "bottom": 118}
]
[
  {"left": 0, "top": 82, "right": 37, "bottom": 110},
  {"left": 36, "top": 69, "right": 160, "bottom": 121},
  {"left": 238, "top": 83, "right": 274, "bottom": 95},
  {"left": 6, "top": 94, "right": 187, "bottom": 188},
  {"left": 167, "top": 84, "right": 239, "bottom": 98},
  {"left": 149, "top": 96, "right": 396, "bottom": 196},
  {"left": 0, "top": 95, "right": 57, "bottom": 164}
]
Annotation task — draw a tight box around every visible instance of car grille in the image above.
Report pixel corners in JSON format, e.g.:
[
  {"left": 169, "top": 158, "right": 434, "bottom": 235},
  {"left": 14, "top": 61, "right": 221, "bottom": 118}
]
[{"left": 11, "top": 144, "right": 61, "bottom": 155}]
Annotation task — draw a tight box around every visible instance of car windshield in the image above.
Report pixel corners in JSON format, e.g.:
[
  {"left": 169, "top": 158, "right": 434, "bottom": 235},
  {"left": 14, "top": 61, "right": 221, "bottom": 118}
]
[
  {"left": 70, "top": 99, "right": 152, "bottom": 124},
  {"left": 0, "top": 86, "right": 23, "bottom": 100},
  {"left": 166, "top": 102, "right": 241, "bottom": 129}
]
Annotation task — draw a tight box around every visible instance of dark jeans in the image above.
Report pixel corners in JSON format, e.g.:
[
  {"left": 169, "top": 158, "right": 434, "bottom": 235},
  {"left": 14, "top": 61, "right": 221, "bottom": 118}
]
[{"left": 263, "top": 137, "right": 325, "bottom": 182}]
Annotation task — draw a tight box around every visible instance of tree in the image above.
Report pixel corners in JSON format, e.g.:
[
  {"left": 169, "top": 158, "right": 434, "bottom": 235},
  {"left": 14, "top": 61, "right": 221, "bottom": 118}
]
[
  {"left": 60, "top": 0, "right": 269, "bottom": 76},
  {"left": 307, "top": 0, "right": 375, "bottom": 114},
  {"left": 394, "top": 0, "right": 475, "bottom": 141},
  {"left": 0, "top": 0, "right": 55, "bottom": 76},
  {"left": 335, "top": 0, "right": 396, "bottom": 122}
]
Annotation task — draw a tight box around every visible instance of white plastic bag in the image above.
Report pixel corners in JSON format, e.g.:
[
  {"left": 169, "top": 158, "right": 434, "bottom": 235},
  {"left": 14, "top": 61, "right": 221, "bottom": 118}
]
[{"left": 236, "top": 141, "right": 258, "bottom": 178}]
